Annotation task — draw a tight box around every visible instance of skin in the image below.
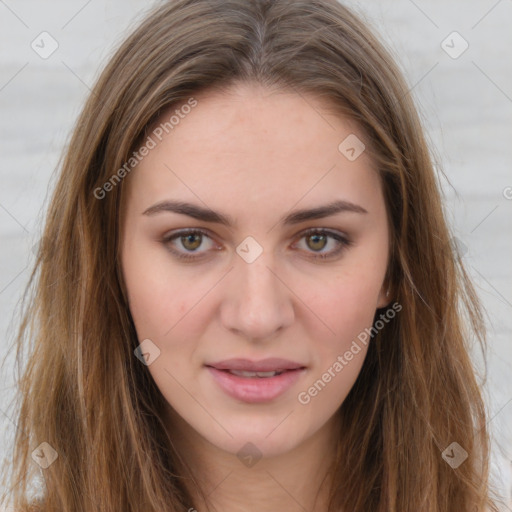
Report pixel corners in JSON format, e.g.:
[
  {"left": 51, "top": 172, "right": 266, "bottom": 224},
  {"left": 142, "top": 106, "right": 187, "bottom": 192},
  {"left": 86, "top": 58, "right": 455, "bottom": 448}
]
[{"left": 119, "top": 81, "right": 391, "bottom": 512}]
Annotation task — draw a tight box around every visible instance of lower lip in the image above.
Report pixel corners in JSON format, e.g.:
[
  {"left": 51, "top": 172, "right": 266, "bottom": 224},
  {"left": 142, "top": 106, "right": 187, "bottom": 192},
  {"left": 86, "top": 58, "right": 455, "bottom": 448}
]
[{"left": 206, "top": 366, "right": 306, "bottom": 403}]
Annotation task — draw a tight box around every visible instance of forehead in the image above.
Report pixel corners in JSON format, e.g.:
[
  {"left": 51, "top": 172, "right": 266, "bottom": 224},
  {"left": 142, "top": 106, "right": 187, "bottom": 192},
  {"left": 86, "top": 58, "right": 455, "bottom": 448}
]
[
  {"left": 124, "top": 82, "right": 384, "bottom": 218},
  {"left": 162, "top": 82, "right": 364, "bottom": 162}
]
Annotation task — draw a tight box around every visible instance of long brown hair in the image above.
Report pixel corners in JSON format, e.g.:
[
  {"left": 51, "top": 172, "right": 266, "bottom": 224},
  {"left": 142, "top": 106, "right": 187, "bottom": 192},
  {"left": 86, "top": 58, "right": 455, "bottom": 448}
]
[{"left": 0, "top": 0, "right": 502, "bottom": 510}]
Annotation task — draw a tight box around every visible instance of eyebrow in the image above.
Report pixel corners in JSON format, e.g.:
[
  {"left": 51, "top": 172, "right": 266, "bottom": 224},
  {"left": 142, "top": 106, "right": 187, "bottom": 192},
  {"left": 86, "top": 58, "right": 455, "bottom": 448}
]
[{"left": 142, "top": 199, "right": 368, "bottom": 226}]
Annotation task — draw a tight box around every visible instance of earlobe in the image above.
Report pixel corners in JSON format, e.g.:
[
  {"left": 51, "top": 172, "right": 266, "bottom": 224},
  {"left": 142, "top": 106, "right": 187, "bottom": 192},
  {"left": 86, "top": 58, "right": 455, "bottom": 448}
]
[{"left": 377, "top": 287, "right": 392, "bottom": 309}]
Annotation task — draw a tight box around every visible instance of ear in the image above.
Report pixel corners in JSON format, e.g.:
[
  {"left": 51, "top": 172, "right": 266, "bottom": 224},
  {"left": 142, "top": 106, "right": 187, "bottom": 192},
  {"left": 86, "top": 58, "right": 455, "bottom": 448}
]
[{"left": 376, "top": 281, "right": 392, "bottom": 309}]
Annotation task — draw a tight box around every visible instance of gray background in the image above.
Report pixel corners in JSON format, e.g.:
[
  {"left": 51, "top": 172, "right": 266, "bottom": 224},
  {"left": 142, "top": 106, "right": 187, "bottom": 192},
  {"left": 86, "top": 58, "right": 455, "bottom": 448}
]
[{"left": 0, "top": 0, "right": 511, "bottom": 508}]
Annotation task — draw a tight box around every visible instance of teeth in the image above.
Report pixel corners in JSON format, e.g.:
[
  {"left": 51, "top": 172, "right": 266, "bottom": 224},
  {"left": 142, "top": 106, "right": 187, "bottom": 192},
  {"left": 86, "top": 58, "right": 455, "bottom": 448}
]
[{"left": 228, "top": 369, "right": 284, "bottom": 378}]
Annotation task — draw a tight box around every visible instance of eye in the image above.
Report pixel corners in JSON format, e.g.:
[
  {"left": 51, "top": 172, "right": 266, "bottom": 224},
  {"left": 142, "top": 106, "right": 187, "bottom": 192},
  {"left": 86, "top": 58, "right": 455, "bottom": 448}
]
[
  {"left": 161, "top": 228, "right": 352, "bottom": 262},
  {"left": 293, "top": 228, "right": 352, "bottom": 260},
  {"left": 161, "top": 229, "right": 218, "bottom": 261}
]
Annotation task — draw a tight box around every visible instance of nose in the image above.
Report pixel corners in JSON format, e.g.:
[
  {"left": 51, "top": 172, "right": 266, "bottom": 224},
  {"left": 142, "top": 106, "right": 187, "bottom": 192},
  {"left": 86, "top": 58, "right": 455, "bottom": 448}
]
[{"left": 220, "top": 251, "right": 295, "bottom": 341}]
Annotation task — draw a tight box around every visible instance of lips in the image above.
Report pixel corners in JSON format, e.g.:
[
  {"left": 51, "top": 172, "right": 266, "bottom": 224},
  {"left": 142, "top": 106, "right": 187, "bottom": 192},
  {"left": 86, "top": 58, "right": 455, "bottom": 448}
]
[
  {"left": 206, "top": 357, "right": 305, "bottom": 373},
  {"left": 205, "top": 358, "right": 307, "bottom": 402},
  {"left": 207, "top": 366, "right": 306, "bottom": 403}
]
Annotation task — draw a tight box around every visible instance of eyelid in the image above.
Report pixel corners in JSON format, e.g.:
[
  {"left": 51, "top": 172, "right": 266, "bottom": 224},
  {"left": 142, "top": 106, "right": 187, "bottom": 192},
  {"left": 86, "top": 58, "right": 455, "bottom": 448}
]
[{"left": 295, "top": 226, "right": 350, "bottom": 242}]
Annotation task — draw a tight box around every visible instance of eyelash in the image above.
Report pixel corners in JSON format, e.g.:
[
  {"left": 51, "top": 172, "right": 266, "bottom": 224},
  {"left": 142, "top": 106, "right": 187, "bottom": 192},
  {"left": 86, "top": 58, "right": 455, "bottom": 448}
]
[{"left": 161, "top": 228, "right": 352, "bottom": 262}]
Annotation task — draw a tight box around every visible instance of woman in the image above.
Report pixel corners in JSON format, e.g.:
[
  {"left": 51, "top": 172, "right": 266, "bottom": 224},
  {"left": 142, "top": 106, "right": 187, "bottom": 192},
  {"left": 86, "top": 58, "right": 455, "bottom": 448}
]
[{"left": 0, "top": 0, "right": 501, "bottom": 510}]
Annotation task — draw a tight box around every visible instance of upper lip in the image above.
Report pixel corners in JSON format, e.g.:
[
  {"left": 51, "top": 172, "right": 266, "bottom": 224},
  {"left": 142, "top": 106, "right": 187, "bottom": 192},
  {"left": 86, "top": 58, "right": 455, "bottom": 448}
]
[{"left": 206, "top": 358, "right": 306, "bottom": 372}]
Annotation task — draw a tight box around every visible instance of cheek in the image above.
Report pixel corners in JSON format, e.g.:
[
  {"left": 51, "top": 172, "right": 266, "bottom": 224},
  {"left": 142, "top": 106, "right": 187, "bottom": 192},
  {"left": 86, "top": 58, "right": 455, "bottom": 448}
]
[
  {"left": 294, "top": 266, "right": 384, "bottom": 410},
  {"left": 303, "top": 268, "right": 383, "bottom": 344},
  {"left": 295, "top": 280, "right": 377, "bottom": 410},
  {"left": 127, "top": 281, "right": 204, "bottom": 344},
  {"left": 121, "top": 241, "right": 201, "bottom": 341}
]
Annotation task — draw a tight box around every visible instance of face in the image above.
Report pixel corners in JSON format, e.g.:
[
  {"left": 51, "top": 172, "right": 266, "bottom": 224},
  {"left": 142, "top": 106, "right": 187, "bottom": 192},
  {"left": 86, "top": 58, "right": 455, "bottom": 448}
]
[{"left": 119, "top": 82, "right": 390, "bottom": 460}]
